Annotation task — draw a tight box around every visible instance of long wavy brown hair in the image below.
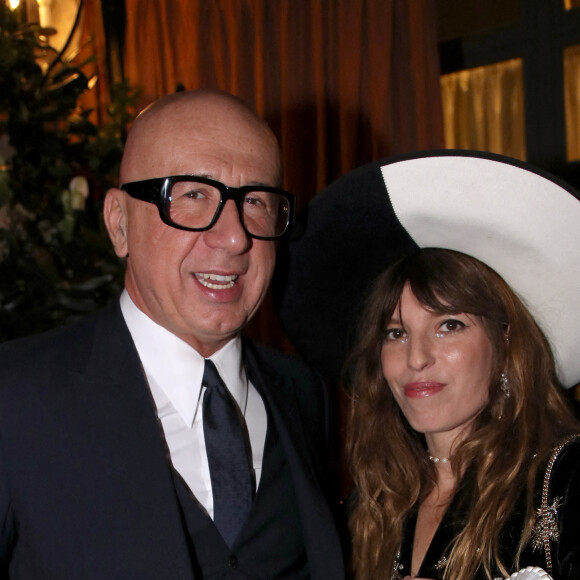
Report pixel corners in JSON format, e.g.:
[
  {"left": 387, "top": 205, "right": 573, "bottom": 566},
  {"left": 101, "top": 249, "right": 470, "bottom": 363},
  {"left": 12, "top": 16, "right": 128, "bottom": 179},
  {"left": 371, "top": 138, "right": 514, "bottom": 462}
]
[{"left": 346, "top": 248, "right": 579, "bottom": 579}]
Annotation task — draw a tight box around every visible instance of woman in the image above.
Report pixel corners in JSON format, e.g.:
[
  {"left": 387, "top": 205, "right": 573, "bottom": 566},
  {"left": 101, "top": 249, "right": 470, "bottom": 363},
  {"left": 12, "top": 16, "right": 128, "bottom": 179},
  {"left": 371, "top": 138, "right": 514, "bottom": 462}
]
[
  {"left": 273, "top": 150, "right": 580, "bottom": 579},
  {"left": 347, "top": 248, "right": 580, "bottom": 579}
]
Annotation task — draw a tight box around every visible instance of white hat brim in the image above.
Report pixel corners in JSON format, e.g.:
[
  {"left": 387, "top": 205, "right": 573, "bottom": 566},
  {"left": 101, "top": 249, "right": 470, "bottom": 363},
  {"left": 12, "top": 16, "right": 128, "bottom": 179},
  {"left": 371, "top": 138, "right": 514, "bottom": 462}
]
[{"left": 383, "top": 154, "right": 580, "bottom": 387}]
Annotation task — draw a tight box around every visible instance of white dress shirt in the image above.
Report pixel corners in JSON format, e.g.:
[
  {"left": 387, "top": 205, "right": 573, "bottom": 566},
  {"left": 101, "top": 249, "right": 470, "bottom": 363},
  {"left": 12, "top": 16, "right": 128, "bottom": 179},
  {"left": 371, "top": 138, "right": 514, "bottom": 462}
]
[{"left": 120, "top": 290, "right": 267, "bottom": 518}]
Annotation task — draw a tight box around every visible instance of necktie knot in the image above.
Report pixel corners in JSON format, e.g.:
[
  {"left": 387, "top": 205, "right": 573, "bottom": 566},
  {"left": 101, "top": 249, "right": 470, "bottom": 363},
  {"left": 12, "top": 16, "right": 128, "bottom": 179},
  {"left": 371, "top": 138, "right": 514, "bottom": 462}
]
[{"left": 202, "top": 359, "right": 223, "bottom": 392}]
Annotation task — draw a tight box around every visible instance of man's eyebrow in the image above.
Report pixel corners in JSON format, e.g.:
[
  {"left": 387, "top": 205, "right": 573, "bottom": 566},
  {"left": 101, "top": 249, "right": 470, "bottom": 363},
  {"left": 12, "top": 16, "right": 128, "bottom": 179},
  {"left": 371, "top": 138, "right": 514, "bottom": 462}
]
[
  {"left": 180, "top": 173, "right": 277, "bottom": 188},
  {"left": 180, "top": 172, "right": 214, "bottom": 179},
  {"left": 245, "top": 182, "right": 280, "bottom": 188}
]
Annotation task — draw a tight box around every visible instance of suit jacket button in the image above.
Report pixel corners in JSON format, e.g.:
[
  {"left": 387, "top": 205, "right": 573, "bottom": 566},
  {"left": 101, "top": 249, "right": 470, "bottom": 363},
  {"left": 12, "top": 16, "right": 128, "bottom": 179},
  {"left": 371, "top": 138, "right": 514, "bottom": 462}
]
[{"left": 228, "top": 555, "right": 238, "bottom": 570}]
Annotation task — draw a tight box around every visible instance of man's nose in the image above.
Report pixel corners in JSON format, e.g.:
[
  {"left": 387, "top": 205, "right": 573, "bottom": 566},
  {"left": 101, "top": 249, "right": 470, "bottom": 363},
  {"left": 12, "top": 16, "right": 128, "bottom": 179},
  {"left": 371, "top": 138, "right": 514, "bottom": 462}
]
[{"left": 203, "top": 200, "right": 251, "bottom": 253}]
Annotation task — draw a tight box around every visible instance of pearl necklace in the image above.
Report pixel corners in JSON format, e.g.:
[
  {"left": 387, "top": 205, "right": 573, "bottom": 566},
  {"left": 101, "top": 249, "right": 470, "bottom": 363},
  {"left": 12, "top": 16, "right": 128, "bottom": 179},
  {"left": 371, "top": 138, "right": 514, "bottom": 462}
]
[{"left": 429, "top": 455, "right": 449, "bottom": 464}]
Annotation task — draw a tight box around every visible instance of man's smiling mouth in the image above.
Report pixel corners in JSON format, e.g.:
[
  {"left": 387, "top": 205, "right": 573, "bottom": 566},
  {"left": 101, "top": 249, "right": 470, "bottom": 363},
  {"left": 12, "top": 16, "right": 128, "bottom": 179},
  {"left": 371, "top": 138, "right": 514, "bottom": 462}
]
[{"left": 195, "top": 273, "right": 238, "bottom": 290}]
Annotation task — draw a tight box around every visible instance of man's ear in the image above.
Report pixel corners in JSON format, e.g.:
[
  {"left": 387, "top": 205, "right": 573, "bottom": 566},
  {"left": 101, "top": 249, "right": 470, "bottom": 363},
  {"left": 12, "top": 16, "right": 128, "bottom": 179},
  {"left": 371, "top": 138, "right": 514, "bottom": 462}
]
[{"left": 103, "top": 188, "right": 129, "bottom": 258}]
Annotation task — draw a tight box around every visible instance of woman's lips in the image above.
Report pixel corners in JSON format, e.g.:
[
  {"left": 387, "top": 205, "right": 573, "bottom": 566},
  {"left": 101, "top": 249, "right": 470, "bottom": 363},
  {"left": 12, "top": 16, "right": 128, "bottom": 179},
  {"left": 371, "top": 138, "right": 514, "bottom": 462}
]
[{"left": 403, "top": 381, "right": 445, "bottom": 398}]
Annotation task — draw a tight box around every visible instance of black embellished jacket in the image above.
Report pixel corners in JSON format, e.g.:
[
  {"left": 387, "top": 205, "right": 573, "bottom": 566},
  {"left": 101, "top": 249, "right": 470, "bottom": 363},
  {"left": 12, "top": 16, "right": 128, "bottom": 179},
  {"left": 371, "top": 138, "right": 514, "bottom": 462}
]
[{"left": 393, "top": 439, "right": 580, "bottom": 580}]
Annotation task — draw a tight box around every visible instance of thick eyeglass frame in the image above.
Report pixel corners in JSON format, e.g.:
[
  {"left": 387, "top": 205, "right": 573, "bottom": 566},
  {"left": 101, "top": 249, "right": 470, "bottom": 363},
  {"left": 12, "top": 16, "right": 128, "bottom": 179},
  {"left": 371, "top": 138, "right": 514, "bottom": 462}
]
[{"left": 120, "top": 175, "right": 296, "bottom": 240}]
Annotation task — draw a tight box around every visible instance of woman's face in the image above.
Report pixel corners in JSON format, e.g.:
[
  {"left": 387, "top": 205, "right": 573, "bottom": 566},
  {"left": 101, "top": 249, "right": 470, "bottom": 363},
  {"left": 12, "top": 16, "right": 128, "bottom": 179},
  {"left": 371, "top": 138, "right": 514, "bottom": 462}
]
[{"left": 381, "top": 284, "right": 494, "bottom": 447}]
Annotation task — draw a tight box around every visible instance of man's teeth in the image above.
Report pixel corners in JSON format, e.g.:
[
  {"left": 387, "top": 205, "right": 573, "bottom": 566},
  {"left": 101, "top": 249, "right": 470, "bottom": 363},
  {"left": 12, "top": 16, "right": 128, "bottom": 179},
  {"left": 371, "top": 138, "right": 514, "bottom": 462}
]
[{"left": 195, "top": 273, "right": 238, "bottom": 290}]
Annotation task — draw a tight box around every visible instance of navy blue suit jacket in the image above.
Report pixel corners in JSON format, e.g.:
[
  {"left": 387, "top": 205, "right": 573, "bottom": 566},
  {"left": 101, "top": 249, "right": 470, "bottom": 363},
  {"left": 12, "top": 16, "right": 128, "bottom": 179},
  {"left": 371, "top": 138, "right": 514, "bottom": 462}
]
[{"left": 0, "top": 300, "right": 344, "bottom": 579}]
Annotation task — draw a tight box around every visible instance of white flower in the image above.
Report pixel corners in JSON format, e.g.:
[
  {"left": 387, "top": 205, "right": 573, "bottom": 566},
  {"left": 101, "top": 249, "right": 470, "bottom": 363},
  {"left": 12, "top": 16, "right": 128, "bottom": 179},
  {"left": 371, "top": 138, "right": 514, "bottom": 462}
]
[{"left": 69, "top": 176, "right": 89, "bottom": 210}]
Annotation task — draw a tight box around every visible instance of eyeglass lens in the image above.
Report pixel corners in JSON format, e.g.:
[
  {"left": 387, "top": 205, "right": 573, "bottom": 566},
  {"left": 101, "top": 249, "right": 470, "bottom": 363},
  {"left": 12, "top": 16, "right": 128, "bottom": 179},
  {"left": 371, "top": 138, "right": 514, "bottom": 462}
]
[{"left": 169, "top": 180, "right": 289, "bottom": 238}]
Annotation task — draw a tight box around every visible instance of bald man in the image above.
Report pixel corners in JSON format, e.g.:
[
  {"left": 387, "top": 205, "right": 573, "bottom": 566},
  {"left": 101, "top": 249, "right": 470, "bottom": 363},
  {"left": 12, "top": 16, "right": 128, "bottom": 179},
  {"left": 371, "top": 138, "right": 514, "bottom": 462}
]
[{"left": 0, "top": 91, "right": 344, "bottom": 579}]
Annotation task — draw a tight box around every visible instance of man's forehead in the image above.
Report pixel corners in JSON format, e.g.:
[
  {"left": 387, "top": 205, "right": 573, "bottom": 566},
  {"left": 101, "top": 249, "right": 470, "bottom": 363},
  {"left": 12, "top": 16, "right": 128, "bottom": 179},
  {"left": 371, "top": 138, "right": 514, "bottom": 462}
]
[
  {"left": 132, "top": 91, "right": 265, "bottom": 137},
  {"left": 120, "top": 94, "right": 280, "bottom": 184}
]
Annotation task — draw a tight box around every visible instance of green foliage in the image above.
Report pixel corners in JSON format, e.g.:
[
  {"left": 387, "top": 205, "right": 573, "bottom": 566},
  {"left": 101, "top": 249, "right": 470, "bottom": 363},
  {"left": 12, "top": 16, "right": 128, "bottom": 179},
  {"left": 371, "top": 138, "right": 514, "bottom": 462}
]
[{"left": 0, "top": 4, "right": 139, "bottom": 341}]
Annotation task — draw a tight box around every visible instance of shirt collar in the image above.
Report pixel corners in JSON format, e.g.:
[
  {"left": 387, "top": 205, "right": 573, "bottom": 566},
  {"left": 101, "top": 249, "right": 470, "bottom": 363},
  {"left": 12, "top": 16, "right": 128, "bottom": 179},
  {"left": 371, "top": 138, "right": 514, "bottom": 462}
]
[{"left": 119, "top": 290, "right": 247, "bottom": 427}]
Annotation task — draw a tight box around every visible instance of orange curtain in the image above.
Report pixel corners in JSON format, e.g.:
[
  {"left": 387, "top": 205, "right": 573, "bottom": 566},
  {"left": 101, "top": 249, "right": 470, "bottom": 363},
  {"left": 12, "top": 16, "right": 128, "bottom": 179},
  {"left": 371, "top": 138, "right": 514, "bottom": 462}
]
[
  {"left": 76, "top": 0, "right": 109, "bottom": 125},
  {"left": 122, "top": 0, "right": 445, "bottom": 350},
  {"left": 124, "top": 0, "right": 443, "bottom": 195}
]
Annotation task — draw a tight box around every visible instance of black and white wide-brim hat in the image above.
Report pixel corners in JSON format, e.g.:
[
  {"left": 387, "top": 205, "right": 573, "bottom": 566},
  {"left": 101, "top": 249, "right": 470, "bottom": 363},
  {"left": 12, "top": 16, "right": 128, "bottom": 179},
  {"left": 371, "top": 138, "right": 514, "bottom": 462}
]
[{"left": 273, "top": 150, "right": 580, "bottom": 388}]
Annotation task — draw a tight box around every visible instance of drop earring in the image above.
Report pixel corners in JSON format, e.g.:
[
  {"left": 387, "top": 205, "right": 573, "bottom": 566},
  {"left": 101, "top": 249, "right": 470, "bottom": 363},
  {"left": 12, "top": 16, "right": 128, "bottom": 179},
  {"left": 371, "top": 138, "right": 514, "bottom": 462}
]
[{"left": 500, "top": 371, "right": 510, "bottom": 398}]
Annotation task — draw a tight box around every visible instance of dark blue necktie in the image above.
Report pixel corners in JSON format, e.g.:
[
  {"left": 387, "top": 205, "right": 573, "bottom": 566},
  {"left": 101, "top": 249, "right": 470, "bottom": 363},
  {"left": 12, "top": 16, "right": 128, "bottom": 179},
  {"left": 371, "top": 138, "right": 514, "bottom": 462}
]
[{"left": 202, "top": 359, "right": 253, "bottom": 546}]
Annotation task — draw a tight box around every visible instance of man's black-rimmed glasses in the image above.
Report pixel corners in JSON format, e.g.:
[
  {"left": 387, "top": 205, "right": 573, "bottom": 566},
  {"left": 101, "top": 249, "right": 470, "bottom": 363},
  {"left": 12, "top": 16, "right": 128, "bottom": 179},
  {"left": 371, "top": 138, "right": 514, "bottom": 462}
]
[{"left": 121, "top": 175, "right": 295, "bottom": 240}]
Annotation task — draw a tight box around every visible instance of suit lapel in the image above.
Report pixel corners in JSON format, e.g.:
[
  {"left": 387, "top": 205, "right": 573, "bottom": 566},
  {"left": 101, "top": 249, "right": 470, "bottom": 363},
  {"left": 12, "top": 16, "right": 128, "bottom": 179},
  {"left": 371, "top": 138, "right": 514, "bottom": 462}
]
[
  {"left": 75, "top": 301, "right": 196, "bottom": 577},
  {"left": 243, "top": 341, "right": 344, "bottom": 579},
  {"left": 243, "top": 342, "right": 317, "bottom": 485}
]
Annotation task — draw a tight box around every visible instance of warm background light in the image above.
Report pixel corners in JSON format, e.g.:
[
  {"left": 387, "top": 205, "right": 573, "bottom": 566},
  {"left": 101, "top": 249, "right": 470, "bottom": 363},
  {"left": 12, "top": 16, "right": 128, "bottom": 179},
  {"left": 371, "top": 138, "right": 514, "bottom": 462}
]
[
  {"left": 8, "top": 0, "right": 20, "bottom": 10},
  {"left": 36, "top": 0, "right": 53, "bottom": 28}
]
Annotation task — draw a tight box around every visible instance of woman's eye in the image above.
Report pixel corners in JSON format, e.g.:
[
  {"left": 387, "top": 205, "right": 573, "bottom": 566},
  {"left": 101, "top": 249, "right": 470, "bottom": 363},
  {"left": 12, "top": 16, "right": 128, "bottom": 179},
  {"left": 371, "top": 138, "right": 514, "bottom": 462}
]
[
  {"left": 385, "top": 328, "right": 406, "bottom": 341},
  {"left": 438, "top": 319, "right": 466, "bottom": 333}
]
